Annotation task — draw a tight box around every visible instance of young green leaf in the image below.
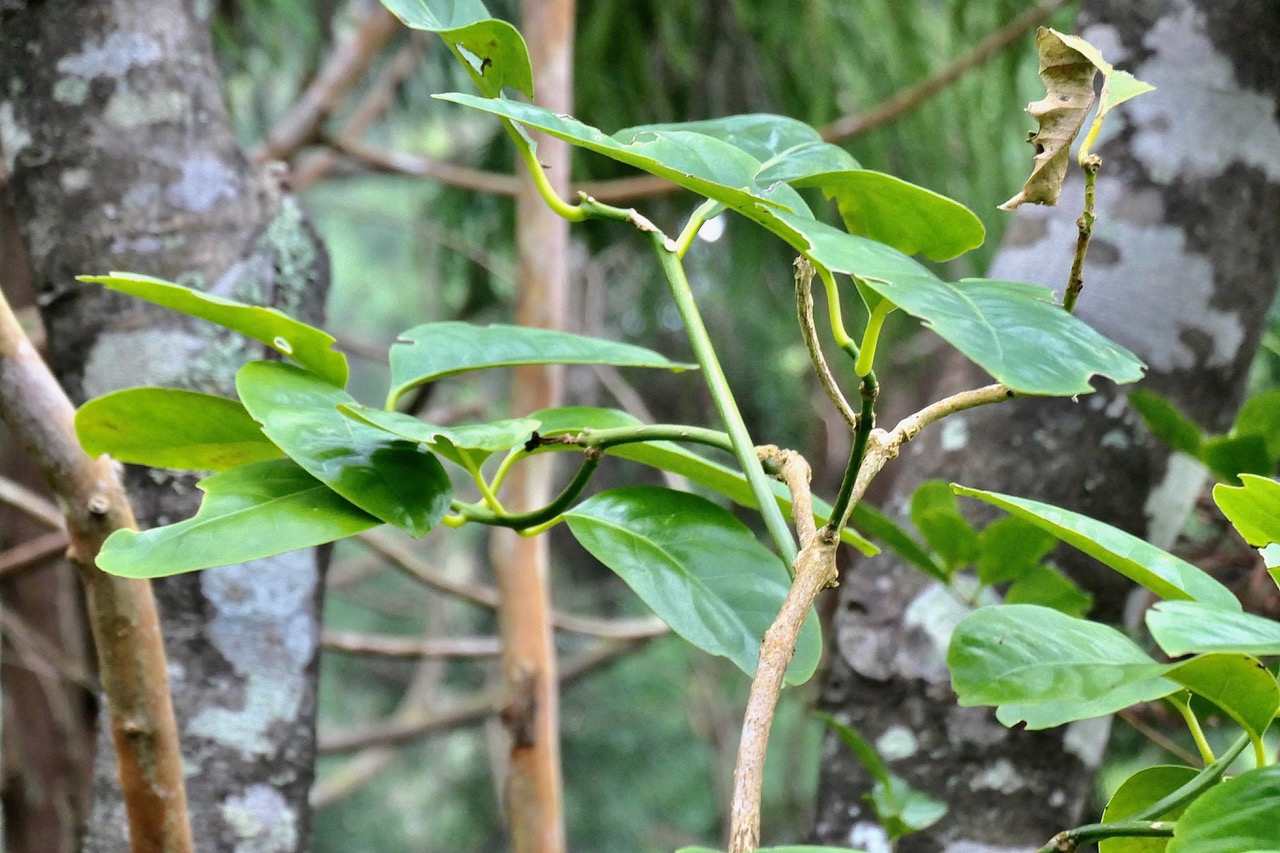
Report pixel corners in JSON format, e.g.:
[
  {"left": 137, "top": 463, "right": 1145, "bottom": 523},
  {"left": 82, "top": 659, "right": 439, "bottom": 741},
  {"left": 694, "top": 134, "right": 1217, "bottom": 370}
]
[
  {"left": 1051, "top": 29, "right": 1155, "bottom": 161},
  {"left": 378, "top": 0, "right": 533, "bottom": 99},
  {"left": 1168, "top": 653, "right": 1278, "bottom": 741},
  {"left": 237, "top": 361, "right": 451, "bottom": 537},
  {"left": 1166, "top": 765, "right": 1280, "bottom": 853},
  {"left": 1004, "top": 565, "right": 1093, "bottom": 617},
  {"left": 1213, "top": 475, "right": 1280, "bottom": 547},
  {"left": 975, "top": 516, "right": 1058, "bottom": 585},
  {"left": 1232, "top": 390, "right": 1280, "bottom": 462},
  {"left": 387, "top": 322, "right": 694, "bottom": 407},
  {"left": 1128, "top": 389, "right": 1204, "bottom": 457},
  {"left": 1099, "top": 765, "right": 1197, "bottom": 853},
  {"left": 565, "top": 486, "right": 821, "bottom": 685},
  {"left": 1200, "top": 434, "right": 1272, "bottom": 483},
  {"left": 79, "top": 273, "right": 348, "bottom": 386},
  {"left": 96, "top": 459, "right": 380, "bottom": 577},
  {"left": 948, "top": 604, "right": 1179, "bottom": 729},
  {"left": 76, "top": 388, "right": 283, "bottom": 470},
  {"left": 789, "top": 170, "right": 985, "bottom": 261},
  {"left": 910, "top": 481, "right": 979, "bottom": 572},
  {"left": 953, "top": 486, "right": 1241, "bottom": 611},
  {"left": 1147, "top": 601, "right": 1280, "bottom": 657}
]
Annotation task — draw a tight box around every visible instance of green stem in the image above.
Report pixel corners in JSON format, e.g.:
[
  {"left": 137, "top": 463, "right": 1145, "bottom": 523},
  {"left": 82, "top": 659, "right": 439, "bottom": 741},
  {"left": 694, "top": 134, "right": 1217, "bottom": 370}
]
[
  {"left": 1170, "top": 693, "right": 1215, "bottom": 765},
  {"left": 817, "top": 265, "right": 855, "bottom": 351},
  {"left": 855, "top": 298, "right": 894, "bottom": 377},
  {"left": 1128, "top": 733, "right": 1250, "bottom": 822},
  {"left": 507, "top": 119, "right": 587, "bottom": 222},
  {"left": 824, "top": 372, "right": 878, "bottom": 535},
  {"left": 674, "top": 199, "right": 725, "bottom": 258},
  {"left": 532, "top": 424, "right": 736, "bottom": 454},
  {"left": 651, "top": 235, "right": 798, "bottom": 566},
  {"left": 454, "top": 454, "right": 601, "bottom": 530},
  {"left": 456, "top": 447, "right": 505, "bottom": 512},
  {"left": 1035, "top": 820, "right": 1174, "bottom": 853}
]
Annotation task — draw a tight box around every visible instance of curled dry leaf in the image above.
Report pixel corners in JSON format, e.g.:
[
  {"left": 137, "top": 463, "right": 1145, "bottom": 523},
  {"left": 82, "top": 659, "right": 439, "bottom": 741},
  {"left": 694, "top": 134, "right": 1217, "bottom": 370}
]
[{"left": 999, "top": 27, "right": 1098, "bottom": 211}]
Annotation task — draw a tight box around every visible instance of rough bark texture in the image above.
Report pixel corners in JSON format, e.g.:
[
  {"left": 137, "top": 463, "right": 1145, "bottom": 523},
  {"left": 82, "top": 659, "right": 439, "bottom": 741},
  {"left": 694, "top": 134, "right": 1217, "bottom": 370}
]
[
  {"left": 0, "top": 1, "right": 330, "bottom": 850},
  {"left": 812, "top": 1, "right": 1280, "bottom": 851}
]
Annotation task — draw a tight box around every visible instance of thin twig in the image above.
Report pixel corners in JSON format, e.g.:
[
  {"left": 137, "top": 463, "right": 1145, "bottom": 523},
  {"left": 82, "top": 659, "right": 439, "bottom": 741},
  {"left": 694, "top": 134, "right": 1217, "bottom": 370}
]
[
  {"left": 322, "top": 630, "right": 503, "bottom": 659},
  {"left": 1116, "top": 707, "right": 1201, "bottom": 766},
  {"left": 794, "top": 258, "right": 858, "bottom": 431},
  {"left": 326, "top": 135, "right": 524, "bottom": 196},
  {"left": 1063, "top": 155, "right": 1100, "bottom": 313},
  {"left": 820, "top": 0, "right": 1070, "bottom": 142},
  {"left": 0, "top": 474, "right": 64, "bottom": 528},
  {"left": 250, "top": 2, "right": 400, "bottom": 164},
  {"left": 0, "top": 529, "right": 69, "bottom": 580}
]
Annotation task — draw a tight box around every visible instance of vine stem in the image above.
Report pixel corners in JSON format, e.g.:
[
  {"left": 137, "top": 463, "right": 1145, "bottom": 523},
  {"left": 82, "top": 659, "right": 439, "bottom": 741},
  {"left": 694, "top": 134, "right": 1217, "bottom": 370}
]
[
  {"left": 651, "top": 235, "right": 799, "bottom": 566},
  {"left": 1063, "top": 154, "right": 1100, "bottom": 313}
]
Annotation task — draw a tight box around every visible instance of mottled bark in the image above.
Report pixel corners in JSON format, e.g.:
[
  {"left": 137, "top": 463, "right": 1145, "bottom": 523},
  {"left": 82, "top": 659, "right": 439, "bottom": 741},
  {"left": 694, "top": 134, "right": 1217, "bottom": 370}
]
[
  {"left": 813, "top": 1, "right": 1280, "bottom": 851},
  {"left": 0, "top": 1, "right": 330, "bottom": 850}
]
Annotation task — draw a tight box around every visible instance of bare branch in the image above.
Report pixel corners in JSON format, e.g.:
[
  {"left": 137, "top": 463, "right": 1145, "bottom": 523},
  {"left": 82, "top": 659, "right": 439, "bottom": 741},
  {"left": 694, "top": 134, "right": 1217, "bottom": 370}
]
[
  {"left": 0, "top": 473, "right": 64, "bottom": 528},
  {"left": 322, "top": 630, "right": 502, "bottom": 659},
  {"left": 0, "top": 529, "right": 68, "bottom": 580}
]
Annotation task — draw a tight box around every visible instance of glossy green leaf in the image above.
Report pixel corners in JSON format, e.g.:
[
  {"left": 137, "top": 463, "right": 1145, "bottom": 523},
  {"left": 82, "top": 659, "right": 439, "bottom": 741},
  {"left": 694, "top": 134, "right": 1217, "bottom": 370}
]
[
  {"left": 76, "top": 388, "right": 283, "bottom": 470},
  {"left": 378, "top": 0, "right": 532, "bottom": 98},
  {"left": 976, "top": 516, "right": 1058, "bottom": 585},
  {"left": 339, "top": 403, "right": 538, "bottom": 468},
  {"left": 859, "top": 275, "right": 1145, "bottom": 396},
  {"left": 1213, "top": 475, "right": 1280, "bottom": 547},
  {"left": 1147, "top": 601, "right": 1280, "bottom": 657},
  {"left": 387, "top": 322, "right": 693, "bottom": 407},
  {"left": 948, "top": 604, "right": 1179, "bottom": 729},
  {"left": 436, "top": 94, "right": 811, "bottom": 220},
  {"left": 910, "top": 480, "right": 978, "bottom": 572},
  {"left": 1233, "top": 390, "right": 1280, "bottom": 462},
  {"left": 790, "top": 170, "right": 985, "bottom": 261},
  {"left": 527, "top": 407, "right": 878, "bottom": 556},
  {"left": 1005, "top": 565, "right": 1093, "bottom": 617},
  {"left": 755, "top": 141, "right": 862, "bottom": 183},
  {"left": 1167, "top": 765, "right": 1280, "bottom": 853},
  {"left": 237, "top": 362, "right": 451, "bottom": 537},
  {"left": 819, "top": 713, "right": 945, "bottom": 839},
  {"left": 953, "top": 486, "right": 1241, "bottom": 611},
  {"left": 1168, "top": 654, "right": 1278, "bottom": 741},
  {"left": 1099, "top": 765, "right": 1197, "bottom": 853},
  {"left": 624, "top": 113, "right": 822, "bottom": 163},
  {"left": 565, "top": 486, "right": 821, "bottom": 684},
  {"left": 96, "top": 459, "right": 380, "bottom": 577},
  {"left": 1201, "top": 435, "right": 1272, "bottom": 483},
  {"left": 1128, "top": 390, "right": 1204, "bottom": 457},
  {"left": 79, "top": 273, "right": 348, "bottom": 386}
]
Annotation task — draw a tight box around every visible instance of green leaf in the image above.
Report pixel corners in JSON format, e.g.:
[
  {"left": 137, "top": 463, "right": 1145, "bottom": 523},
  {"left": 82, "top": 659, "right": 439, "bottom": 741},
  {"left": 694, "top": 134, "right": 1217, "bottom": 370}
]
[
  {"left": 387, "top": 322, "right": 694, "bottom": 407},
  {"left": 96, "top": 459, "right": 380, "bottom": 577},
  {"left": 790, "top": 170, "right": 985, "bottom": 261},
  {"left": 1099, "top": 765, "right": 1198, "bottom": 853},
  {"left": 1201, "top": 435, "right": 1272, "bottom": 483},
  {"left": 76, "top": 388, "right": 283, "bottom": 470},
  {"left": 976, "top": 516, "right": 1058, "bottom": 585},
  {"left": 859, "top": 275, "right": 1145, "bottom": 396},
  {"left": 436, "top": 94, "right": 810, "bottom": 219},
  {"left": 1167, "top": 765, "right": 1280, "bottom": 853},
  {"left": 79, "top": 273, "right": 348, "bottom": 387},
  {"left": 1233, "top": 390, "right": 1280, "bottom": 462},
  {"left": 237, "top": 362, "right": 451, "bottom": 537},
  {"left": 818, "top": 713, "right": 946, "bottom": 839},
  {"left": 565, "top": 486, "right": 821, "bottom": 685},
  {"left": 527, "top": 407, "right": 878, "bottom": 557},
  {"left": 755, "top": 141, "right": 862, "bottom": 183},
  {"left": 1051, "top": 29, "right": 1155, "bottom": 161},
  {"left": 1005, "top": 565, "right": 1093, "bottom": 617},
  {"left": 1146, "top": 601, "right": 1280, "bottom": 657},
  {"left": 378, "top": 0, "right": 533, "bottom": 98},
  {"left": 953, "top": 486, "right": 1241, "bottom": 611},
  {"left": 339, "top": 403, "right": 538, "bottom": 468},
  {"left": 1167, "top": 653, "right": 1278, "bottom": 741},
  {"left": 846, "top": 502, "right": 946, "bottom": 582},
  {"left": 1128, "top": 390, "right": 1204, "bottom": 457},
  {"left": 624, "top": 113, "right": 822, "bottom": 164},
  {"left": 910, "top": 480, "right": 978, "bottom": 572},
  {"left": 1213, "top": 475, "right": 1280, "bottom": 547},
  {"left": 948, "top": 604, "right": 1179, "bottom": 729}
]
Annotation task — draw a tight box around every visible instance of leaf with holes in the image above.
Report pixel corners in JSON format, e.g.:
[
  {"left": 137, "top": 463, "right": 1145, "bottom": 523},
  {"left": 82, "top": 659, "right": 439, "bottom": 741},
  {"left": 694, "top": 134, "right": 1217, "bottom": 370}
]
[
  {"left": 96, "top": 459, "right": 380, "bottom": 577},
  {"left": 76, "top": 388, "right": 283, "bottom": 470},
  {"left": 79, "top": 273, "right": 348, "bottom": 386},
  {"left": 565, "top": 486, "right": 820, "bottom": 684},
  {"left": 237, "top": 361, "right": 451, "bottom": 537},
  {"left": 379, "top": 0, "right": 532, "bottom": 98}
]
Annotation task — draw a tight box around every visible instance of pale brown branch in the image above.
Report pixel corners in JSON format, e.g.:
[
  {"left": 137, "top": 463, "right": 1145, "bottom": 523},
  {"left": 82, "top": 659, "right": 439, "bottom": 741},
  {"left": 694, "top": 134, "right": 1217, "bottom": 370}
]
[
  {"left": 322, "top": 630, "right": 502, "bottom": 659},
  {"left": 793, "top": 258, "right": 858, "bottom": 432},
  {"left": 326, "top": 135, "right": 525, "bottom": 196},
  {"left": 250, "top": 3, "right": 400, "bottom": 164},
  {"left": 0, "top": 529, "right": 68, "bottom": 580},
  {"left": 0, "top": 473, "right": 64, "bottom": 528},
  {"left": 318, "top": 639, "right": 646, "bottom": 754},
  {"left": 820, "top": 0, "right": 1070, "bottom": 142},
  {"left": 0, "top": 286, "right": 191, "bottom": 852}
]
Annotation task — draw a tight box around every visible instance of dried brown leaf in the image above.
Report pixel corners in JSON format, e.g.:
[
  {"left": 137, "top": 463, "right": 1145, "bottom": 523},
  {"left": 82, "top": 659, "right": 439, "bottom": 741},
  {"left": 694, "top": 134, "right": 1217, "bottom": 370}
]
[{"left": 1000, "top": 27, "right": 1098, "bottom": 211}]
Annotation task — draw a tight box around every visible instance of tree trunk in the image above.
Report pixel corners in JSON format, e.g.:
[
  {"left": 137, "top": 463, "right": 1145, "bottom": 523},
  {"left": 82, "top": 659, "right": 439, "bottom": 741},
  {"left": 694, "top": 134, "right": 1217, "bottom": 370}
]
[
  {"left": 0, "top": 1, "right": 330, "bottom": 849},
  {"left": 812, "top": 1, "right": 1280, "bottom": 850}
]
